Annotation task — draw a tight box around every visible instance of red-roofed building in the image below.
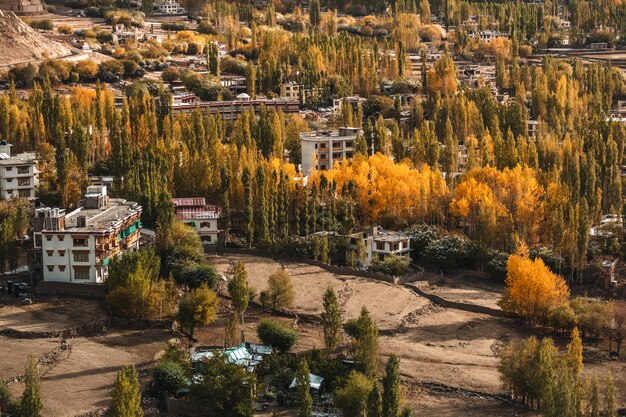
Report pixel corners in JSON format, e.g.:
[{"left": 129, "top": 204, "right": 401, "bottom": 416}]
[{"left": 173, "top": 197, "right": 222, "bottom": 245}]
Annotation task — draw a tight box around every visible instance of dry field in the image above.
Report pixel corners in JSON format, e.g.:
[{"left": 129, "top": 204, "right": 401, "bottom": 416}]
[{"left": 0, "top": 295, "right": 174, "bottom": 417}]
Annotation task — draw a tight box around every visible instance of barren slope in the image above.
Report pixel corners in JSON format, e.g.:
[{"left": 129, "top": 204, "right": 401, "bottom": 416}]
[{"left": 0, "top": 10, "right": 72, "bottom": 66}]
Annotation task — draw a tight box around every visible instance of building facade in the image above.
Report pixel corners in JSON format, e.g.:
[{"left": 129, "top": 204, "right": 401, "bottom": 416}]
[
  {"left": 33, "top": 186, "right": 142, "bottom": 284},
  {"left": 173, "top": 197, "right": 222, "bottom": 245},
  {"left": 347, "top": 226, "right": 411, "bottom": 267},
  {"left": 300, "top": 127, "right": 362, "bottom": 174},
  {"left": 0, "top": 141, "right": 38, "bottom": 201}
]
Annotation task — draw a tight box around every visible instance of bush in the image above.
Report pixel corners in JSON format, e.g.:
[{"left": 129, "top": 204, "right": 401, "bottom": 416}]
[
  {"left": 370, "top": 254, "right": 410, "bottom": 276},
  {"left": 175, "top": 263, "right": 220, "bottom": 290},
  {"left": 161, "top": 22, "right": 187, "bottom": 31},
  {"left": 257, "top": 319, "right": 298, "bottom": 353},
  {"left": 161, "top": 66, "right": 180, "bottom": 82},
  {"left": 423, "top": 234, "right": 475, "bottom": 271},
  {"left": 57, "top": 25, "right": 74, "bottom": 34},
  {"left": 260, "top": 268, "right": 296, "bottom": 310},
  {"left": 404, "top": 224, "right": 442, "bottom": 258},
  {"left": 197, "top": 21, "right": 215, "bottom": 34},
  {"left": 152, "top": 360, "right": 187, "bottom": 396},
  {"left": 75, "top": 59, "right": 99, "bottom": 81},
  {"left": 29, "top": 19, "right": 53, "bottom": 31},
  {"left": 98, "top": 60, "right": 124, "bottom": 82}
]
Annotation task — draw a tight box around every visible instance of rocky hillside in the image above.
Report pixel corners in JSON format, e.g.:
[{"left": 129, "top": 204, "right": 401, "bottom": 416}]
[{"left": 0, "top": 10, "right": 72, "bottom": 67}]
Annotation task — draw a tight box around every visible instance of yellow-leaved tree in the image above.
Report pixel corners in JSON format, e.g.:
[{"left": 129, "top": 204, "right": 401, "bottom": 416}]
[{"left": 499, "top": 249, "right": 570, "bottom": 325}]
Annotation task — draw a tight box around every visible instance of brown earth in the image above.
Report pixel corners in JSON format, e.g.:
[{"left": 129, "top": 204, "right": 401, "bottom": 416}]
[{"left": 0, "top": 10, "right": 72, "bottom": 67}]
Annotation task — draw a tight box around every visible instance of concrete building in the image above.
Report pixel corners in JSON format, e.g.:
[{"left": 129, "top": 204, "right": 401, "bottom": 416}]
[
  {"left": 32, "top": 186, "right": 142, "bottom": 284},
  {"left": 300, "top": 127, "right": 362, "bottom": 174},
  {"left": 280, "top": 82, "right": 303, "bottom": 102},
  {"left": 0, "top": 141, "right": 38, "bottom": 201},
  {"left": 155, "top": 0, "right": 186, "bottom": 14},
  {"left": 347, "top": 226, "right": 411, "bottom": 267},
  {"left": 0, "top": 0, "right": 43, "bottom": 15},
  {"left": 173, "top": 197, "right": 222, "bottom": 245}
]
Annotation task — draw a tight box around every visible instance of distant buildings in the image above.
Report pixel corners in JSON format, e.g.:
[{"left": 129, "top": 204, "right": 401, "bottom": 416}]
[
  {"left": 300, "top": 127, "right": 361, "bottom": 174},
  {"left": 173, "top": 197, "right": 222, "bottom": 245},
  {"left": 170, "top": 94, "right": 299, "bottom": 119},
  {"left": 280, "top": 82, "right": 303, "bottom": 102},
  {"left": 0, "top": 141, "right": 39, "bottom": 202},
  {"left": 155, "top": 0, "right": 186, "bottom": 14},
  {"left": 347, "top": 226, "right": 411, "bottom": 267},
  {"left": 0, "top": 0, "right": 43, "bottom": 15},
  {"left": 32, "top": 186, "right": 142, "bottom": 284}
]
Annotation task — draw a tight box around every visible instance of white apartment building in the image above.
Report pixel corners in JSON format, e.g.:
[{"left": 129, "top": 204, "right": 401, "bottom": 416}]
[
  {"left": 33, "top": 186, "right": 142, "bottom": 284},
  {"left": 347, "top": 226, "right": 411, "bottom": 267},
  {"left": 300, "top": 127, "right": 362, "bottom": 175},
  {"left": 173, "top": 197, "right": 222, "bottom": 245},
  {"left": 155, "top": 0, "right": 186, "bottom": 14},
  {"left": 0, "top": 141, "right": 38, "bottom": 201}
]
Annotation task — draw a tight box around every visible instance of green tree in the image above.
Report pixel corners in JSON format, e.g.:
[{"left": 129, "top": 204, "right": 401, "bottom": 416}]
[
  {"left": 228, "top": 261, "right": 251, "bottom": 341},
  {"left": 261, "top": 267, "right": 296, "bottom": 310},
  {"left": 334, "top": 371, "right": 374, "bottom": 417},
  {"left": 309, "top": 0, "right": 321, "bottom": 28},
  {"left": 367, "top": 383, "right": 382, "bottom": 417},
  {"left": 110, "top": 365, "right": 143, "bottom": 417},
  {"left": 242, "top": 168, "right": 254, "bottom": 247},
  {"left": 382, "top": 355, "right": 401, "bottom": 417},
  {"left": 350, "top": 307, "right": 379, "bottom": 377},
  {"left": 152, "top": 360, "right": 187, "bottom": 397},
  {"left": 176, "top": 284, "right": 219, "bottom": 338},
  {"left": 190, "top": 354, "right": 256, "bottom": 417},
  {"left": 257, "top": 319, "right": 298, "bottom": 353},
  {"left": 296, "top": 360, "right": 313, "bottom": 417},
  {"left": 321, "top": 287, "right": 342, "bottom": 351},
  {"left": 589, "top": 377, "right": 600, "bottom": 417},
  {"left": 604, "top": 372, "right": 617, "bottom": 417},
  {"left": 566, "top": 327, "right": 583, "bottom": 378},
  {"left": 20, "top": 356, "right": 42, "bottom": 417},
  {"left": 0, "top": 381, "right": 11, "bottom": 414}
]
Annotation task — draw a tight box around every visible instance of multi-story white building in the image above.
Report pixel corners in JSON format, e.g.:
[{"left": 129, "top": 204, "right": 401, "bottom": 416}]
[
  {"left": 300, "top": 127, "right": 362, "bottom": 174},
  {"left": 173, "top": 197, "right": 222, "bottom": 245},
  {"left": 0, "top": 141, "right": 38, "bottom": 201},
  {"left": 347, "top": 226, "right": 411, "bottom": 267},
  {"left": 32, "top": 186, "right": 142, "bottom": 284},
  {"left": 155, "top": 0, "right": 186, "bottom": 14}
]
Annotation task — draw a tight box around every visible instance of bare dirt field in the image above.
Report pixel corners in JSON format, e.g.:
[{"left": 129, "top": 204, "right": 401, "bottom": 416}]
[
  {"left": 416, "top": 270, "right": 505, "bottom": 310},
  {"left": 1, "top": 295, "right": 174, "bottom": 417},
  {"left": 0, "top": 295, "right": 106, "bottom": 331},
  {"left": 210, "top": 254, "right": 429, "bottom": 330}
]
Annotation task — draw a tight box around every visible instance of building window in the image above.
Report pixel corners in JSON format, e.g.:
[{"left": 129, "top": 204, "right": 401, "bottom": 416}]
[
  {"left": 18, "top": 178, "right": 30, "bottom": 186},
  {"left": 319, "top": 153, "right": 327, "bottom": 159},
  {"left": 18, "top": 190, "right": 30, "bottom": 198},
  {"left": 333, "top": 152, "right": 341, "bottom": 159},
  {"left": 59, "top": 236, "right": 64, "bottom": 241},
  {"left": 5, "top": 167, "right": 12, "bottom": 172},
  {"left": 6, "top": 178, "right": 12, "bottom": 183},
  {"left": 73, "top": 251, "right": 89, "bottom": 262},
  {"left": 47, "top": 265, "right": 54, "bottom": 272},
  {"left": 46, "top": 236, "right": 52, "bottom": 241},
  {"left": 17, "top": 166, "right": 29, "bottom": 174},
  {"left": 200, "top": 221, "right": 211, "bottom": 228},
  {"left": 46, "top": 250, "right": 53, "bottom": 256},
  {"left": 74, "top": 266, "right": 90, "bottom": 280},
  {"left": 320, "top": 143, "right": 327, "bottom": 149},
  {"left": 59, "top": 250, "right": 65, "bottom": 257},
  {"left": 59, "top": 265, "right": 66, "bottom": 272},
  {"left": 376, "top": 242, "right": 385, "bottom": 251},
  {"left": 73, "top": 238, "right": 88, "bottom": 247}
]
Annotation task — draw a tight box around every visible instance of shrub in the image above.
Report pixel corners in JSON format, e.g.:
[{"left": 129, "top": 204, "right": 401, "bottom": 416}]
[
  {"left": 161, "top": 66, "right": 179, "bottom": 83},
  {"left": 75, "top": 59, "right": 99, "bottom": 81},
  {"left": 161, "top": 22, "right": 187, "bottom": 31},
  {"left": 57, "top": 25, "right": 74, "bottom": 34},
  {"left": 423, "top": 234, "right": 475, "bottom": 271},
  {"left": 257, "top": 319, "right": 298, "bottom": 353},
  {"left": 152, "top": 360, "right": 187, "bottom": 396},
  {"left": 260, "top": 268, "right": 296, "bottom": 310},
  {"left": 404, "top": 224, "right": 442, "bottom": 258},
  {"left": 175, "top": 263, "right": 220, "bottom": 290},
  {"left": 370, "top": 254, "right": 410, "bottom": 276},
  {"left": 29, "top": 19, "right": 53, "bottom": 31}
]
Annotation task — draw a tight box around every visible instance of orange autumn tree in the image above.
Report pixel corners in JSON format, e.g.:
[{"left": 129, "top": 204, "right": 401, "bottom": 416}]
[
  {"left": 451, "top": 166, "right": 544, "bottom": 250},
  {"left": 499, "top": 249, "right": 570, "bottom": 325},
  {"left": 309, "top": 153, "right": 448, "bottom": 225}
]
